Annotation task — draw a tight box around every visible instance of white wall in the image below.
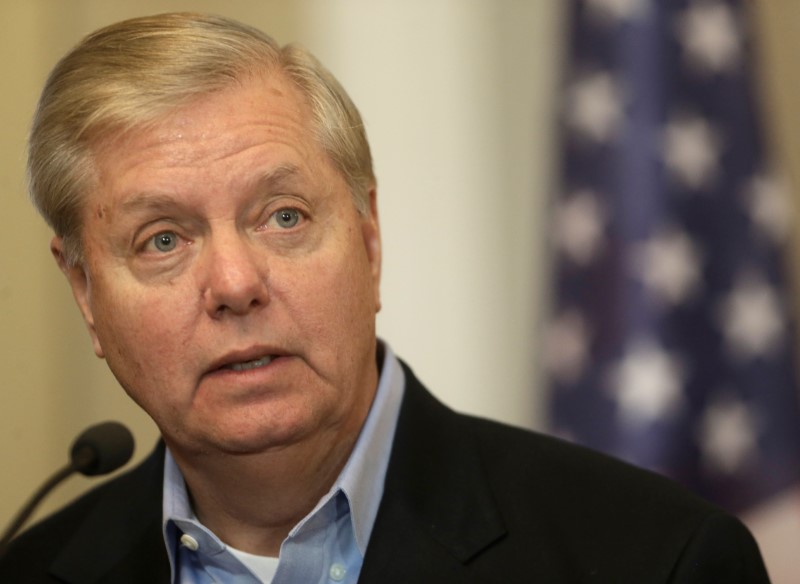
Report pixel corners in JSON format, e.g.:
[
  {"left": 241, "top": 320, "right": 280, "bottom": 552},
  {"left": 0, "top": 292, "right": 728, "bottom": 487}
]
[{"left": 300, "top": 1, "right": 563, "bottom": 428}]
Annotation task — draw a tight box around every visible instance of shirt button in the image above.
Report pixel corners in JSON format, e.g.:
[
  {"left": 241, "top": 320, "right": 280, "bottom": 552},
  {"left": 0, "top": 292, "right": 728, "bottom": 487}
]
[
  {"left": 180, "top": 533, "right": 200, "bottom": 551},
  {"left": 329, "top": 563, "right": 346, "bottom": 581}
]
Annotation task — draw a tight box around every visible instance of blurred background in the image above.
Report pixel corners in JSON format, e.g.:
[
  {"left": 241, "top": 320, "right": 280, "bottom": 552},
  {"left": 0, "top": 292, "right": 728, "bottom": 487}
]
[{"left": 1, "top": 1, "right": 798, "bottom": 581}]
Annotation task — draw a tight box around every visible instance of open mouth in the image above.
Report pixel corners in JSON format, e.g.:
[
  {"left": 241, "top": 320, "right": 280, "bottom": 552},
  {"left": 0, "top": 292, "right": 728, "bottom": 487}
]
[{"left": 222, "top": 355, "right": 274, "bottom": 372}]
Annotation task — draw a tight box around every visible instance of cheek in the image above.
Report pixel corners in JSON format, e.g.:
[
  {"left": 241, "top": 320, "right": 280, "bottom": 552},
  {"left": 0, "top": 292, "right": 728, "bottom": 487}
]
[
  {"left": 305, "top": 250, "right": 377, "bottom": 346},
  {"left": 269, "top": 247, "right": 374, "bottom": 361},
  {"left": 90, "top": 278, "right": 196, "bottom": 390},
  {"left": 292, "top": 241, "right": 374, "bottom": 309}
]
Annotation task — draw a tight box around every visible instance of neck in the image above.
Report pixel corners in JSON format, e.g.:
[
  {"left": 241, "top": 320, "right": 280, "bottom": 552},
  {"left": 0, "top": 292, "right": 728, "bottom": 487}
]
[
  {"left": 168, "top": 381, "right": 377, "bottom": 556},
  {"left": 181, "top": 435, "right": 358, "bottom": 555}
]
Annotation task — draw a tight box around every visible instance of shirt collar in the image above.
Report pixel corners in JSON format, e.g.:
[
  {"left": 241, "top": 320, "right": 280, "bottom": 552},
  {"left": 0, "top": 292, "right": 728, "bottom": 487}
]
[
  {"left": 332, "top": 341, "right": 405, "bottom": 553},
  {"left": 161, "top": 340, "right": 405, "bottom": 559}
]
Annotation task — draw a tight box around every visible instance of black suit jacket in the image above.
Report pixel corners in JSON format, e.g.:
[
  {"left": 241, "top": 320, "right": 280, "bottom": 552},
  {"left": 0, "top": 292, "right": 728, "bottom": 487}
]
[{"left": 0, "top": 363, "right": 770, "bottom": 583}]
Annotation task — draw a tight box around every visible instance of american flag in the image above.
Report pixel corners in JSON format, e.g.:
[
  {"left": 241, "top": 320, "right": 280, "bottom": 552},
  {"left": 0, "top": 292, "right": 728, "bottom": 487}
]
[{"left": 547, "top": 0, "right": 800, "bottom": 513}]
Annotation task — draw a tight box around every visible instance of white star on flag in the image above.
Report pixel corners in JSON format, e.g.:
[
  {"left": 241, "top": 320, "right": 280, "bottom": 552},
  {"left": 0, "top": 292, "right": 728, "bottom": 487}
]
[
  {"left": 567, "top": 71, "right": 625, "bottom": 143},
  {"left": 662, "top": 114, "right": 721, "bottom": 190},
  {"left": 546, "top": 310, "right": 591, "bottom": 384},
  {"left": 699, "top": 394, "right": 759, "bottom": 475},
  {"left": 585, "top": 0, "right": 650, "bottom": 24},
  {"left": 676, "top": 0, "right": 742, "bottom": 74},
  {"left": 555, "top": 190, "right": 606, "bottom": 265},
  {"left": 609, "top": 340, "right": 685, "bottom": 425},
  {"left": 719, "top": 270, "right": 785, "bottom": 360},
  {"left": 746, "top": 173, "right": 792, "bottom": 244},
  {"left": 634, "top": 228, "right": 703, "bottom": 306}
]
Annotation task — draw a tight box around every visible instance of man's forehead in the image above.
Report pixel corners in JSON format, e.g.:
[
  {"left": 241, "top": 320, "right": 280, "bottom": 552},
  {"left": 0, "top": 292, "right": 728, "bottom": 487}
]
[
  {"left": 92, "top": 70, "right": 308, "bottom": 153},
  {"left": 115, "top": 163, "right": 305, "bottom": 210},
  {"left": 88, "top": 79, "right": 317, "bottom": 181}
]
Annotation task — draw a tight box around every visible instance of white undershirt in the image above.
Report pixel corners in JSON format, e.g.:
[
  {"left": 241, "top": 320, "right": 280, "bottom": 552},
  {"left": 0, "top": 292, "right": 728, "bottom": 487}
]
[{"left": 227, "top": 546, "right": 280, "bottom": 583}]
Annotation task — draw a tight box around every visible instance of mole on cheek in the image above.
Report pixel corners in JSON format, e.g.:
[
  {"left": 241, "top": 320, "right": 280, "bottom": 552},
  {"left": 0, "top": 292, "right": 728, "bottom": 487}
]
[{"left": 95, "top": 206, "right": 108, "bottom": 220}]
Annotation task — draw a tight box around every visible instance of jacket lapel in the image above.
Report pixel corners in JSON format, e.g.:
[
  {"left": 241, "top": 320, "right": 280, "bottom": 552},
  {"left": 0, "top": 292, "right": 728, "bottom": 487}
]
[
  {"left": 359, "top": 363, "right": 506, "bottom": 583},
  {"left": 49, "top": 442, "right": 169, "bottom": 584}
]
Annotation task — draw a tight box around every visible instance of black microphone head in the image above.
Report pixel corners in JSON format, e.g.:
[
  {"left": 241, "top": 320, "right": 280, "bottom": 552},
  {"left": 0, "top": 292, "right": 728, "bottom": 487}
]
[{"left": 69, "top": 421, "right": 135, "bottom": 477}]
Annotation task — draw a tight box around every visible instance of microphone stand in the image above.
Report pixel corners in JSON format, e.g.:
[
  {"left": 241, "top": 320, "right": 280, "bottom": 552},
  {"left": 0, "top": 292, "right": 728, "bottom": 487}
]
[
  {"left": 0, "top": 422, "right": 133, "bottom": 560},
  {"left": 0, "top": 462, "right": 79, "bottom": 558}
]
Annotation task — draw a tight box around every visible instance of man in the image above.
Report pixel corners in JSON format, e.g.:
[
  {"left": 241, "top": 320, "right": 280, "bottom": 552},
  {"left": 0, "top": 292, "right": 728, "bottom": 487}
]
[{"left": 0, "top": 12, "right": 770, "bottom": 583}]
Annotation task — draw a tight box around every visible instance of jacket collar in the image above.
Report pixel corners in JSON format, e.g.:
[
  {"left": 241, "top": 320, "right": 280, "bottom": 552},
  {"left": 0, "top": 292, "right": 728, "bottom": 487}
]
[{"left": 359, "top": 361, "right": 507, "bottom": 582}]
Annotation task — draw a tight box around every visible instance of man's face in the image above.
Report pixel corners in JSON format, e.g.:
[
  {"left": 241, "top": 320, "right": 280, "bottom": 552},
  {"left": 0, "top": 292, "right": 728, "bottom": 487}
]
[{"left": 56, "top": 73, "right": 382, "bottom": 456}]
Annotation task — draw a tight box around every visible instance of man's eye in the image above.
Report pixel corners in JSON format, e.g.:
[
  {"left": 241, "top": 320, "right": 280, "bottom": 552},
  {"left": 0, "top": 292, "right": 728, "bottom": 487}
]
[
  {"left": 272, "top": 208, "right": 301, "bottom": 229},
  {"left": 150, "top": 231, "right": 178, "bottom": 252}
]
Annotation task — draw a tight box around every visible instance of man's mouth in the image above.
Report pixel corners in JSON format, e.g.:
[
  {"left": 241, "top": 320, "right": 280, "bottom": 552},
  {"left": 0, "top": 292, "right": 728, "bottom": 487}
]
[{"left": 222, "top": 355, "right": 274, "bottom": 372}]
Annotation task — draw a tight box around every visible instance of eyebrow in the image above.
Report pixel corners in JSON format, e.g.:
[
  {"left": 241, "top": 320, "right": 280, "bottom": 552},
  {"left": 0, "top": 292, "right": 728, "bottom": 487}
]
[
  {"left": 119, "top": 192, "right": 183, "bottom": 214},
  {"left": 119, "top": 164, "right": 305, "bottom": 214},
  {"left": 254, "top": 163, "right": 303, "bottom": 193}
]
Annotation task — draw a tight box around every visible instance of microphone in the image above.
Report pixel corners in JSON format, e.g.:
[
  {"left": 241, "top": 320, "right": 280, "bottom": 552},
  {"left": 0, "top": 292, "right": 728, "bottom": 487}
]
[
  {"left": 0, "top": 421, "right": 134, "bottom": 557},
  {"left": 70, "top": 421, "right": 135, "bottom": 477}
]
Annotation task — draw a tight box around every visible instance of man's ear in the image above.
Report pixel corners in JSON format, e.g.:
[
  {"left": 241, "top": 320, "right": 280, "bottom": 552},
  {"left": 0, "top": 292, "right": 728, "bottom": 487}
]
[
  {"left": 362, "top": 185, "right": 382, "bottom": 313},
  {"left": 50, "top": 236, "right": 105, "bottom": 359}
]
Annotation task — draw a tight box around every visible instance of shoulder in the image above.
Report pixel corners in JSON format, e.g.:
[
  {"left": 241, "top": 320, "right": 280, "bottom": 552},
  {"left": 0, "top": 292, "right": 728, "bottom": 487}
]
[
  {"left": 390, "top": 361, "right": 769, "bottom": 581},
  {"left": 465, "top": 413, "right": 712, "bottom": 522},
  {"left": 398, "top": 359, "right": 707, "bottom": 516},
  {"left": 465, "top": 416, "right": 768, "bottom": 580},
  {"left": 398, "top": 360, "right": 719, "bottom": 521}
]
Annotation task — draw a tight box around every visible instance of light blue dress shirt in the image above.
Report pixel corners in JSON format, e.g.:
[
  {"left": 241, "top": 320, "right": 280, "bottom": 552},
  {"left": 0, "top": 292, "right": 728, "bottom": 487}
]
[{"left": 162, "top": 343, "right": 405, "bottom": 584}]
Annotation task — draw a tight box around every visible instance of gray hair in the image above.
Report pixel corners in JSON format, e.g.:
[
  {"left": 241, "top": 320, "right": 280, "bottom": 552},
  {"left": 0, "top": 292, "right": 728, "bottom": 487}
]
[{"left": 28, "top": 12, "right": 374, "bottom": 266}]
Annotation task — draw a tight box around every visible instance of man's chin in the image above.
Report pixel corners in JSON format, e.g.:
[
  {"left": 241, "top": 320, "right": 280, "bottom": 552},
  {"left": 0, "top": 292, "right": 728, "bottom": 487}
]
[{"left": 170, "top": 418, "right": 313, "bottom": 458}]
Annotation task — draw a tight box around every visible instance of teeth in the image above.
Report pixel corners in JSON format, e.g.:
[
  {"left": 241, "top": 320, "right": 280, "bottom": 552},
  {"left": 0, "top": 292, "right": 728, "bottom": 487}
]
[{"left": 226, "top": 356, "right": 273, "bottom": 371}]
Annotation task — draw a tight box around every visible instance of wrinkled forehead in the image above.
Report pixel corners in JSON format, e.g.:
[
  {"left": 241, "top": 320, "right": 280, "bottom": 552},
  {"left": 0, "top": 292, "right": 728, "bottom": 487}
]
[
  {"left": 82, "top": 70, "right": 322, "bottom": 197},
  {"left": 88, "top": 66, "right": 308, "bottom": 149}
]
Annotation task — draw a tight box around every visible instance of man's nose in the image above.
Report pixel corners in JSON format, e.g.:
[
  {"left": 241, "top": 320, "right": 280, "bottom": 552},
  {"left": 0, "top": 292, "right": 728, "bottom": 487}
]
[{"left": 200, "top": 231, "right": 269, "bottom": 318}]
